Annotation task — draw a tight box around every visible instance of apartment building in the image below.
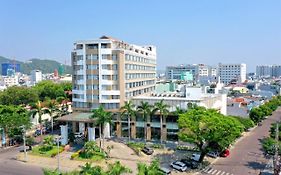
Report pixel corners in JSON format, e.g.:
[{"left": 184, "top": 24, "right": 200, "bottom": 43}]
[
  {"left": 218, "top": 63, "right": 247, "bottom": 84},
  {"left": 256, "top": 65, "right": 281, "bottom": 78},
  {"left": 71, "top": 36, "right": 157, "bottom": 111}
]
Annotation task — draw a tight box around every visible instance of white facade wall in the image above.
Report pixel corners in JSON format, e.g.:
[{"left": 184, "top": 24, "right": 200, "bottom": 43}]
[
  {"left": 30, "top": 70, "right": 42, "bottom": 85},
  {"left": 218, "top": 63, "right": 246, "bottom": 84}
]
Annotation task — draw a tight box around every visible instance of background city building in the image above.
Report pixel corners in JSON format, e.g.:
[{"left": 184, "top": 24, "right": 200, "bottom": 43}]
[
  {"left": 218, "top": 63, "right": 247, "bottom": 84},
  {"left": 1, "top": 63, "right": 20, "bottom": 76},
  {"left": 165, "top": 64, "right": 216, "bottom": 82},
  {"left": 256, "top": 65, "right": 281, "bottom": 78},
  {"left": 30, "top": 70, "right": 42, "bottom": 85}
]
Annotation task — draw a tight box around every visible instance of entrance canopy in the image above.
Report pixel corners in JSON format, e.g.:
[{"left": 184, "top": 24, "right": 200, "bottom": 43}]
[{"left": 56, "top": 113, "right": 96, "bottom": 123}]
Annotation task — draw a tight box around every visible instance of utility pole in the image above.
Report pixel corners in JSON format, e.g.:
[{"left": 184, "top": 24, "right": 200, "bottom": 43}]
[
  {"left": 56, "top": 137, "right": 60, "bottom": 173},
  {"left": 274, "top": 123, "right": 280, "bottom": 175}
]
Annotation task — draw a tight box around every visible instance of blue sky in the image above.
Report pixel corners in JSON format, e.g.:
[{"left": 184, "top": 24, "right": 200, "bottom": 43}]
[{"left": 0, "top": 0, "right": 280, "bottom": 72}]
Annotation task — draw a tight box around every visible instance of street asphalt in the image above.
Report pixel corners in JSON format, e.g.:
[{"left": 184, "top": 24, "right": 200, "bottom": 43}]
[
  {"left": 199, "top": 108, "right": 281, "bottom": 175},
  {"left": 0, "top": 147, "right": 42, "bottom": 175}
]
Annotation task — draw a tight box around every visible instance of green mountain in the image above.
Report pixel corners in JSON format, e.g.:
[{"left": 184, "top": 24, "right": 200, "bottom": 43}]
[{"left": 0, "top": 56, "right": 72, "bottom": 75}]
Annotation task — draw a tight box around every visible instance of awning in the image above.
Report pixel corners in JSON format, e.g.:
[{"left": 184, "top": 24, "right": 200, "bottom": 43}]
[{"left": 56, "top": 113, "right": 96, "bottom": 123}]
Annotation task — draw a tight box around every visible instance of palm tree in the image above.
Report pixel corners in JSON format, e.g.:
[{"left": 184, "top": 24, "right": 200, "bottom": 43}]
[
  {"left": 137, "top": 160, "right": 162, "bottom": 175},
  {"left": 56, "top": 96, "right": 70, "bottom": 115},
  {"left": 137, "top": 101, "right": 152, "bottom": 142},
  {"left": 106, "top": 161, "right": 132, "bottom": 175},
  {"left": 153, "top": 99, "right": 169, "bottom": 144},
  {"left": 29, "top": 101, "right": 48, "bottom": 142},
  {"left": 174, "top": 106, "right": 186, "bottom": 115},
  {"left": 45, "top": 99, "right": 60, "bottom": 134},
  {"left": 80, "top": 163, "right": 106, "bottom": 175},
  {"left": 120, "top": 101, "right": 136, "bottom": 142},
  {"left": 90, "top": 106, "right": 112, "bottom": 150}
]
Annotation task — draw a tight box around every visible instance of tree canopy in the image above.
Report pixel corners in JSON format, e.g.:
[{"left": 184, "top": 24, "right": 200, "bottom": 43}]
[
  {"left": 0, "top": 86, "right": 39, "bottom": 105},
  {"left": 0, "top": 105, "right": 31, "bottom": 137},
  {"left": 33, "top": 80, "right": 66, "bottom": 101},
  {"left": 178, "top": 107, "right": 243, "bottom": 162}
]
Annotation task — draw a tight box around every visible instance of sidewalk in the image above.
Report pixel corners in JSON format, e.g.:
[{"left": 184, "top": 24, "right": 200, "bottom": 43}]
[{"left": 17, "top": 153, "right": 106, "bottom": 172}]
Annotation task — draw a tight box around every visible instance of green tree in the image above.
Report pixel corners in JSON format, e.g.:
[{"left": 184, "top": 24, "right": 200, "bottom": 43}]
[
  {"left": 33, "top": 80, "right": 65, "bottom": 101},
  {"left": 137, "top": 101, "right": 152, "bottom": 142},
  {"left": 249, "top": 107, "right": 264, "bottom": 124},
  {"left": 153, "top": 99, "right": 169, "bottom": 144},
  {"left": 0, "top": 86, "right": 39, "bottom": 105},
  {"left": 120, "top": 101, "right": 136, "bottom": 141},
  {"left": 0, "top": 105, "right": 31, "bottom": 144},
  {"left": 137, "top": 160, "right": 163, "bottom": 175},
  {"left": 178, "top": 107, "right": 243, "bottom": 162},
  {"left": 91, "top": 106, "right": 112, "bottom": 149}
]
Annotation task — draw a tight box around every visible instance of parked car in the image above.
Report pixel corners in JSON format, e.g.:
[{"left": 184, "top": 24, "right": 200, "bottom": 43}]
[
  {"left": 180, "top": 158, "right": 199, "bottom": 169},
  {"left": 159, "top": 167, "right": 171, "bottom": 174},
  {"left": 170, "top": 161, "right": 188, "bottom": 172},
  {"left": 19, "top": 145, "right": 32, "bottom": 152},
  {"left": 220, "top": 149, "right": 230, "bottom": 157},
  {"left": 142, "top": 146, "right": 154, "bottom": 155},
  {"left": 191, "top": 153, "right": 201, "bottom": 162},
  {"left": 207, "top": 151, "right": 219, "bottom": 158}
]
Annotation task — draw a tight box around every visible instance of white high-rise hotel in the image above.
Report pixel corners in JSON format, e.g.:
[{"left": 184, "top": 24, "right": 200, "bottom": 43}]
[
  {"left": 72, "top": 36, "right": 157, "bottom": 111},
  {"left": 218, "top": 63, "right": 247, "bottom": 84}
]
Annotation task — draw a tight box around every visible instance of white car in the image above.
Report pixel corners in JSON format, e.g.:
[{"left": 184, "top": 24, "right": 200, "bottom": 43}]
[
  {"left": 170, "top": 161, "right": 187, "bottom": 172},
  {"left": 74, "top": 132, "right": 84, "bottom": 138}
]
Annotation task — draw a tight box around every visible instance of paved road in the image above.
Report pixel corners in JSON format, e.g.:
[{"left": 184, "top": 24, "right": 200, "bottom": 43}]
[
  {"left": 199, "top": 108, "right": 281, "bottom": 175},
  {"left": 0, "top": 147, "right": 42, "bottom": 175}
]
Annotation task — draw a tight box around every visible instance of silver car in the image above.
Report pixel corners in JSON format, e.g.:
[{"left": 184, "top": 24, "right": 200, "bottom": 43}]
[{"left": 170, "top": 161, "right": 188, "bottom": 172}]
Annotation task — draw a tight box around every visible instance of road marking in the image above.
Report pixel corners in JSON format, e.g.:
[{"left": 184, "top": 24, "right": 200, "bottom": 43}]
[
  {"left": 204, "top": 167, "right": 212, "bottom": 173},
  {"left": 216, "top": 170, "right": 221, "bottom": 175},
  {"left": 220, "top": 172, "right": 225, "bottom": 175},
  {"left": 225, "top": 173, "right": 229, "bottom": 175},
  {"left": 211, "top": 170, "right": 218, "bottom": 174},
  {"left": 207, "top": 168, "right": 214, "bottom": 173}
]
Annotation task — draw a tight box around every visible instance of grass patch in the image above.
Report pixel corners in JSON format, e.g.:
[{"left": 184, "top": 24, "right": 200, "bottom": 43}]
[
  {"left": 71, "top": 149, "right": 106, "bottom": 162},
  {"left": 31, "top": 145, "right": 64, "bottom": 157}
]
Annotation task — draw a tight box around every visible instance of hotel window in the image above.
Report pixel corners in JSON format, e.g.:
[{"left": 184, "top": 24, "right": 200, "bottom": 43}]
[
  {"left": 112, "top": 64, "right": 118, "bottom": 70},
  {"left": 112, "top": 75, "right": 118, "bottom": 80},
  {"left": 93, "top": 95, "right": 99, "bottom": 99},
  {"left": 112, "top": 54, "right": 118, "bottom": 61},
  {"left": 112, "top": 85, "right": 118, "bottom": 90},
  {"left": 93, "top": 85, "right": 99, "bottom": 90}
]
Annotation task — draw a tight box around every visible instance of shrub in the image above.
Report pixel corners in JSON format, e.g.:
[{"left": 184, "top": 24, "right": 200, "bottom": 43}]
[
  {"left": 176, "top": 145, "right": 199, "bottom": 151},
  {"left": 71, "top": 151, "right": 80, "bottom": 160},
  {"left": 151, "top": 144, "right": 164, "bottom": 149},
  {"left": 39, "top": 145, "right": 53, "bottom": 152}
]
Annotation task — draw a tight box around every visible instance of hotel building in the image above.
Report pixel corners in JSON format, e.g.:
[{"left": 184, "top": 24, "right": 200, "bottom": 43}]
[{"left": 71, "top": 36, "right": 157, "bottom": 112}]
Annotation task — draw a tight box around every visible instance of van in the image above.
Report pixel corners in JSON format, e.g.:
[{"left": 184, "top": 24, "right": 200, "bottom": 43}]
[{"left": 191, "top": 153, "right": 201, "bottom": 162}]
